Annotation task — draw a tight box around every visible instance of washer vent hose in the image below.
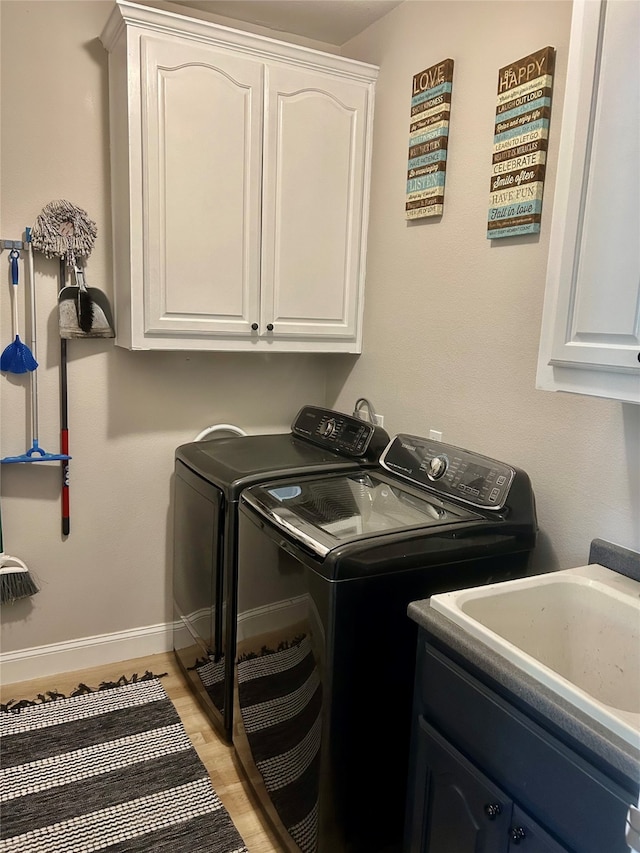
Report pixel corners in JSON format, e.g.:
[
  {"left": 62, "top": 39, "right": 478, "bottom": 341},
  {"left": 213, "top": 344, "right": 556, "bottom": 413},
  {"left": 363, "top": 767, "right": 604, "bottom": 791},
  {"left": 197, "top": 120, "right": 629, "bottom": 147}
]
[
  {"left": 352, "top": 398, "right": 378, "bottom": 424},
  {"left": 194, "top": 424, "right": 247, "bottom": 441}
]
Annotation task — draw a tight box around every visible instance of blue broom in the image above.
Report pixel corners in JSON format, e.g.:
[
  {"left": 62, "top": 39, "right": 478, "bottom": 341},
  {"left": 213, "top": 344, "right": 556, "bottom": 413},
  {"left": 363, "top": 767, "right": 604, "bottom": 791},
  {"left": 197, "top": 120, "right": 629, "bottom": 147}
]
[{"left": 0, "top": 248, "right": 37, "bottom": 374}]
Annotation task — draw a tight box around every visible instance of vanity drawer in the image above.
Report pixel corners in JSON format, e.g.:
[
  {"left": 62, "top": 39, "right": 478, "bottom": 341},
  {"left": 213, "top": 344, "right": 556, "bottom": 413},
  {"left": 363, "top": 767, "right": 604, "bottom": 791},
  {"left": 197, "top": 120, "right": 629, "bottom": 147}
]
[{"left": 418, "top": 640, "right": 632, "bottom": 853}]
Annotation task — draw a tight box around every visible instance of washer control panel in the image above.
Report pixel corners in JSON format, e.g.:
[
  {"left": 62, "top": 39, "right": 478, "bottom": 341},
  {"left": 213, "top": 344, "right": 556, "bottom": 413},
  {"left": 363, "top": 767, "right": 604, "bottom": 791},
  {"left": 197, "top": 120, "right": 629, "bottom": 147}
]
[
  {"left": 291, "top": 406, "right": 390, "bottom": 460},
  {"left": 380, "top": 433, "right": 515, "bottom": 510}
]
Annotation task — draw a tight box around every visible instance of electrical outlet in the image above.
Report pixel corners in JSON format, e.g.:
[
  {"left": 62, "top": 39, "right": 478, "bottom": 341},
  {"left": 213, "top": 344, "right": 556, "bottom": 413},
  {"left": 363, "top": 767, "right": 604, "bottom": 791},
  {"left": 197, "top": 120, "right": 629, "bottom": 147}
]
[
  {"left": 374, "top": 414, "right": 384, "bottom": 427},
  {"left": 429, "top": 429, "right": 442, "bottom": 441}
]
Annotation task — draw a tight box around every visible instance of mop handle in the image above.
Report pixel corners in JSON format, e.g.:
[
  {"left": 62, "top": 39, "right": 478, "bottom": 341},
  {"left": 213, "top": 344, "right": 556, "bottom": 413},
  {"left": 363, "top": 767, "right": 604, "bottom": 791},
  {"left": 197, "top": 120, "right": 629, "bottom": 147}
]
[
  {"left": 10, "top": 249, "right": 19, "bottom": 284},
  {"left": 60, "top": 259, "right": 70, "bottom": 536},
  {"left": 61, "top": 340, "right": 70, "bottom": 536},
  {"left": 25, "top": 230, "right": 39, "bottom": 443},
  {"left": 9, "top": 249, "right": 19, "bottom": 333}
]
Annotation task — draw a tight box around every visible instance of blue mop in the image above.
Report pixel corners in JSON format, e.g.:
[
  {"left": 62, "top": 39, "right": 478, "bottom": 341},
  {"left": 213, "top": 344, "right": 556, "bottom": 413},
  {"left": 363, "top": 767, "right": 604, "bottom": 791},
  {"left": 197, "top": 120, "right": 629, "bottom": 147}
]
[
  {"left": 0, "top": 248, "right": 38, "bottom": 373},
  {"left": 1, "top": 230, "right": 71, "bottom": 464}
]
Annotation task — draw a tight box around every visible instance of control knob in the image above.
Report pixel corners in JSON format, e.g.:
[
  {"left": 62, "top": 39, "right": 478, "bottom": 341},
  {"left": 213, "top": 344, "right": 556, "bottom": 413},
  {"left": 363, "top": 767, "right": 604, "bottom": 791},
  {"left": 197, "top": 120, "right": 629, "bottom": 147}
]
[
  {"left": 428, "top": 455, "right": 448, "bottom": 480},
  {"left": 319, "top": 418, "right": 337, "bottom": 438}
]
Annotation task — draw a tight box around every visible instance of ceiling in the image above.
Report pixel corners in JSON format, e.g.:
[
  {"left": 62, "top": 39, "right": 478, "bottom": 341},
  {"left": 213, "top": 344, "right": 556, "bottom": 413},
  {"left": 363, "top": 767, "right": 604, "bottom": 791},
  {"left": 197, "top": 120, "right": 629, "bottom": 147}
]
[{"left": 169, "top": 0, "right": 403, "bottom": 46}]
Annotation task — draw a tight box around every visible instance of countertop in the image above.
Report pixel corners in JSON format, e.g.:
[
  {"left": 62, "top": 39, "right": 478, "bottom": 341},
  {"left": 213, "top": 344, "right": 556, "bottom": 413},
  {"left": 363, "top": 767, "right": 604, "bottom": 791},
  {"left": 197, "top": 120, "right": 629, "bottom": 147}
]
[{"left": 408, "top": 597, "right": 640, "bottom": 791}]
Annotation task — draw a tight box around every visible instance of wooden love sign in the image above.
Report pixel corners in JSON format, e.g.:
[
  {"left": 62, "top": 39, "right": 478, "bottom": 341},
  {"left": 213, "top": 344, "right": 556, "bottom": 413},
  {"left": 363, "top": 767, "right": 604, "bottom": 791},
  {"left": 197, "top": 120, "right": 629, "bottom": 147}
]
[{"left": 406, "top": 59, "right": 454, "bottom": 220}]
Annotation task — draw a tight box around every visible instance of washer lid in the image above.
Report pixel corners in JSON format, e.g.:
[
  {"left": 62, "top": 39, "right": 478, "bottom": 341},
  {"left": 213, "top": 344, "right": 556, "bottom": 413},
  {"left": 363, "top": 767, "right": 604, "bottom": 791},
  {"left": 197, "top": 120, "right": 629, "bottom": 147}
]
[{"left": 241, "top": 471, "right": 480, "bottom": 557}]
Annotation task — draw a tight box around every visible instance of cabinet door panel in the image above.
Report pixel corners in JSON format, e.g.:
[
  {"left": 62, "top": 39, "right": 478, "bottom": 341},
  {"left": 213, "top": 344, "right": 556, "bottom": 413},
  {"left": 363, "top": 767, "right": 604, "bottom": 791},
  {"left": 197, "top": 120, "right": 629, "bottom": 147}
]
[
  {"left": 412, "top": 716, "right": 510, "bottom": 853},
  {"left": 142, "top": 35, "right": 262, "bottom": 336},
  {"left": 558, "top": 0, "right": 640, "bottom": 363},
  {"left": 262, "top": 65, "right": 370, "bottom": 339},
  {"left": 537, "top": 0, "right": 640, "bottom": 403}
]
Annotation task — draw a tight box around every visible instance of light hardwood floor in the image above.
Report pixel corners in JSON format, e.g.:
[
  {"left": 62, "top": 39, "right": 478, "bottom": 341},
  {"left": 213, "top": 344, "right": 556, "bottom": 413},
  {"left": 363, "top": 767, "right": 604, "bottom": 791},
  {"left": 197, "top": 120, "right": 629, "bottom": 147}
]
[{"left": 0, "top": 652, "right": 283, "bottom": 853}]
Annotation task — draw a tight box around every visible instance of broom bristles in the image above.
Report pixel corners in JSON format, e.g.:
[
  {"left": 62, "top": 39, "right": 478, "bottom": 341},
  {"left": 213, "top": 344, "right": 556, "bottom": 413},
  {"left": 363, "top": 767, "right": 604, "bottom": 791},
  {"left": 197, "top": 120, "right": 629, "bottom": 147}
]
[
  {"left": 0, "top": 567, "right": 39, "bottom": 604},
  {"left": 76, "top": 287, "right": 94, "bottom": 333}
]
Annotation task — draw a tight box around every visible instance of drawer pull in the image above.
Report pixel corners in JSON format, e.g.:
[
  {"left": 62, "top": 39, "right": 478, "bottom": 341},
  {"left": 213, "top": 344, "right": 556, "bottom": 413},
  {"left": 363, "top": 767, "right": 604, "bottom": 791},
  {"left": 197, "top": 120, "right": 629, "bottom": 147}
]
[
  {"left": 484, "top": 803, "right": 502, "bottom": 820},
  {"left": 510, "top": 826, "right": 526, "bottom": 844}
]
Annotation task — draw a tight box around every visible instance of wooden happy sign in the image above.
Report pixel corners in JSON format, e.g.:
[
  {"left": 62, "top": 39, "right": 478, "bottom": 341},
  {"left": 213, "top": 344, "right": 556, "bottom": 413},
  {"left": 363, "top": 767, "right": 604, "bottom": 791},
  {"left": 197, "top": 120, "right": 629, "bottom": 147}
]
[{"left": 487, "top": 46, "right": 556, "bottom": 239}]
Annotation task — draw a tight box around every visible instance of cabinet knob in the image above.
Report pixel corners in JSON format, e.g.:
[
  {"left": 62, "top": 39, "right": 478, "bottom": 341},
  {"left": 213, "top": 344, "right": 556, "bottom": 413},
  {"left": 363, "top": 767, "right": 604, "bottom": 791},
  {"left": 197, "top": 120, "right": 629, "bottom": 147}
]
[
  {"left": 484, "top": 803, "right": 502, "bottom": 820},
  {"left": 251, "top": 323, "right": 259, "bottom": 331},
  {"left": 266, "top": 323, "right": 274, "bottom": 332},
  {"left": 509, "top": 826, "right": 526, "bottom": 844}
]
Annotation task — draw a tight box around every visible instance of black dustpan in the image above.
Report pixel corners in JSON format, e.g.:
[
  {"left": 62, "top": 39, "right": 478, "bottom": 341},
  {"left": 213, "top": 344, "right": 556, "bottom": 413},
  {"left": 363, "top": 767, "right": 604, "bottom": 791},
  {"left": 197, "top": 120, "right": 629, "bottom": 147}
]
[{"left": 58, "top": 264, "right": 115, "bottom": 339}]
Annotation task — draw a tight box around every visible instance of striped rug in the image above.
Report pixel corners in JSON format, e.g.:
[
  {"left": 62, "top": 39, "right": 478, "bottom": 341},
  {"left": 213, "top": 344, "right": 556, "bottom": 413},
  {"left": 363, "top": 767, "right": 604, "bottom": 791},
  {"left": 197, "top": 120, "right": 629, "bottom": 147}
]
[{"left": 0, "top": 678, "right": 248, "bottom": 853}]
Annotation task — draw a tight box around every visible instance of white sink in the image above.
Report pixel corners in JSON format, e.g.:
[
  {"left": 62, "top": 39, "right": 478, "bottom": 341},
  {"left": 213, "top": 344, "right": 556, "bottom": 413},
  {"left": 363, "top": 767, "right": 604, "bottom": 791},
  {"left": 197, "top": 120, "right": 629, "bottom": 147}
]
[{"left": 430, "top": 564, "right": 640, "bottom": 748}]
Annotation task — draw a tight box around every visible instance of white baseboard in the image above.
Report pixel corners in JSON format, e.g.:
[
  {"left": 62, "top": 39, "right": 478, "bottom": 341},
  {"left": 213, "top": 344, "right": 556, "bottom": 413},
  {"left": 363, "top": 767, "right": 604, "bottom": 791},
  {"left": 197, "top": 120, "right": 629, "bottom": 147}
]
[
  {"left": 0, "top": 622, "right": 174, "bottom": 686},
  {"left": 1, "top": 597, "right": 310, "bottom": 686}
]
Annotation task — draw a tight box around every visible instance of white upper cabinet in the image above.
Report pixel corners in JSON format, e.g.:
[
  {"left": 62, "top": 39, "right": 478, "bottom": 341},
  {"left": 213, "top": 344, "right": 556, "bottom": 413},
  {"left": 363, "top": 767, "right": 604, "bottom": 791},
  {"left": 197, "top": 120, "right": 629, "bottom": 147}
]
[
  {"left": 536, "top": 0, "right": 640, "bottom": 404},
  {"left": 100, "top": 1, "right": 378, "bottom": 352}
]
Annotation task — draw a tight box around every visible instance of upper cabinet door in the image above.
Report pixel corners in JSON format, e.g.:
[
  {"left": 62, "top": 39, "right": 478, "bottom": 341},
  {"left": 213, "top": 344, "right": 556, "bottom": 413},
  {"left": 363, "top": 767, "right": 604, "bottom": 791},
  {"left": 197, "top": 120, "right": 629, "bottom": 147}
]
[
  {"left": 537, "top": 0, "right": 640, "bottom": 404},
  {"left": 141, "top": 35, "right": 263, "bottom": 338},
  {"left": 260, "top": 65, "right": 372, "bottom": 341}
]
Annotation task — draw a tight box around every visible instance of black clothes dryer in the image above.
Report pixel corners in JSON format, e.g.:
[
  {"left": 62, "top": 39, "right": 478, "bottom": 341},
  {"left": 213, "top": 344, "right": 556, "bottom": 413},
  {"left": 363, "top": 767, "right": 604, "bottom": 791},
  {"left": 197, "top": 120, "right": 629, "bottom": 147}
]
[
  {"left": 233, "top": 433, "right": 538, "bottom": 853},
  {"left": 172, "top": 405, "right": 389, "bottom": 741}
]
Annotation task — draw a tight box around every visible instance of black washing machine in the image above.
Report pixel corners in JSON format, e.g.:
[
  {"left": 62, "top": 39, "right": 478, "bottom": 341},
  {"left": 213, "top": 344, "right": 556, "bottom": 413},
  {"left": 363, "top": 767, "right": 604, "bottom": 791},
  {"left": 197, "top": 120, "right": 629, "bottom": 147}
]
[
  {"left": 172, "top": 405, "right": 389, "bottom": 741},
  {"left": 233, "top": 433, "right": 538, "bottom": 853}
]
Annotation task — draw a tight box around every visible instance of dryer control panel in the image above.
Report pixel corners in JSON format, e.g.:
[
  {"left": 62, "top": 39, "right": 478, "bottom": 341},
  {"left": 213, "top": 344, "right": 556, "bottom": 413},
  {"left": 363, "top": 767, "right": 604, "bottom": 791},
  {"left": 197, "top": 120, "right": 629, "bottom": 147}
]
[
  {"left": 380, "top": 433, "right": 515, "bottom": 510},
  {"left": 291, "top": 406, "right": 389, "bottom": 460}
]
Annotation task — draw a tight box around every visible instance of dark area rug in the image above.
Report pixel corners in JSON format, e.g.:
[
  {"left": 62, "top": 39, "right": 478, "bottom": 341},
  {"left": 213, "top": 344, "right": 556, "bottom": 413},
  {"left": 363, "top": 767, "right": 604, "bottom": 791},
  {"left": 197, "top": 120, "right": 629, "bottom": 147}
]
[{"left": 0, "top": 677, "right": 248, "bottom": 853}]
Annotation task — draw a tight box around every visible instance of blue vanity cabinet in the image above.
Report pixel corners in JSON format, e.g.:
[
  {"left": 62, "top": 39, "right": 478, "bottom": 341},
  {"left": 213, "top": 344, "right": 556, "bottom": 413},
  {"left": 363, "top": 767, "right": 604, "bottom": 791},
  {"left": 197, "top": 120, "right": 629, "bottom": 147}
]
[
  {"left": 405, "top": 630, "right": 635, "bottom": 853},
  {"left": 409, "top": 716, "right": 567, "bottom": 853}
]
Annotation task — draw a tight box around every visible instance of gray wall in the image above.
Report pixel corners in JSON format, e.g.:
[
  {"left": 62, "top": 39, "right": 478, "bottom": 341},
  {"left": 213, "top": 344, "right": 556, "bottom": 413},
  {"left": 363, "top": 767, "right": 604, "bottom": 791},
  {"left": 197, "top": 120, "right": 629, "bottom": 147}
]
[{"left": 329, "top": 0, "right": 639, "bottom": 571}]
